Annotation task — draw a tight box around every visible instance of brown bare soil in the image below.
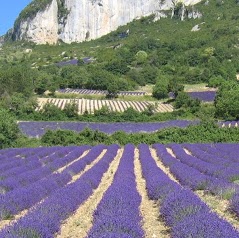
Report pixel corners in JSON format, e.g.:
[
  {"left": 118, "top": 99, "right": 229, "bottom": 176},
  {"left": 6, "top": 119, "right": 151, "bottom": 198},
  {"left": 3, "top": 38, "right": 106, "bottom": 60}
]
[
  {"left": 56, "top": 150, "right": 90, "bottom": 173},
  {"left": 0, "top": 210, "right": 28, "bottom": 230},
  {"left": 150, "top": 148, "right": 179, "bottom": 184},
  {"left": 0, "top": 149, "right": 105, "bottom": 231},
  {"left": 134, "top": 148, "right": 170, "bottom": 238},
  {"left": 68, "top": 149, "right": 107, "bottom": 184},
  {"left": 151, "top": 148, "right": 239, "bottom": 232},
  {"left": 196, "top": 191, "right": 239, "bottom": 231},
  {"left": 56, "top": 149, "right": 123, "bottom": 238}
]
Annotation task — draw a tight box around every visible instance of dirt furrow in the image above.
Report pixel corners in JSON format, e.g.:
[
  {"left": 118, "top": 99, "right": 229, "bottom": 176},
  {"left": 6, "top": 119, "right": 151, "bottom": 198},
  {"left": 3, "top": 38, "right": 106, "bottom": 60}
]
[
  {"left": 196, "top": 191, "right": 239, "bottom": 231},
  {"left": 56, "top": 150, "right": 90, "bottom": 173},
  {"left": 0, "top": 210, "right": 28, "bottom": 230},
  {"left": 68, "top": 149, "right": 107, "bottom": 184},
  {"left": 56, "top": 148, "right": 123, "bottom": 238},
  {"left": 134, "top": 148, "right": 170, "bottom": 238},
  {"left": 151, "top": 148, "right": 239, "bottom": 231},
  {"left": 0, "top": 149, "right": 106, "bottom": 230},
  {"left": 183, "top": 148, "right": 193, "bottom": 155},
  {"left": 150, "top": 148, "right": 179, "bottom": 184},
  {"left": 165, "top": 147, "right": 176, "bottom": 158}
]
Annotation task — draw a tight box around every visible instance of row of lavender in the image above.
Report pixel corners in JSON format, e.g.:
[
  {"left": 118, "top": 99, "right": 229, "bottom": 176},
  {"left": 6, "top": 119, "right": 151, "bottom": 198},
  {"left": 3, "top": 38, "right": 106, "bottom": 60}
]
[
  {"left": 57, "top": 88, "right": 217, "bottom": 101},
  {"left": 154, "top": 143, "right": 239, "bottom": 223},
  {"left": 138, "top": 144, "right": 238, "bottom": 237},
  {"left": 57, "top": 88, "right": 146, "bottom": 96},
  {"left": 0, "top": 144, "right": 120, "bottom": 237},
  {"left": 0, "top": 144, "right": 239, "bottom": 237},
  {"left": 169, "top": 91, "right": 217, "bottom": 102},
  {"left": 18, "top": 120, "right": 199, "bottom": 137},
  {"left": 18, "top": 120, "right": 239, "bottom": 138}
]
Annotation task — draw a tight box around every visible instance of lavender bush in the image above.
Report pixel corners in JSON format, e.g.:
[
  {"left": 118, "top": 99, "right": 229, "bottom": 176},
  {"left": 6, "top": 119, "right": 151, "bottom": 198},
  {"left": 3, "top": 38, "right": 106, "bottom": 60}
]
[
  {"left": 188, "top": 91, "right": 216, "bottom": 102},
  {"left": 138, "top": 144, "right": 239, "bottom": 237},
  {"left": 88, "top": 144, "right": 144, "bottom": 238},
  {"left": 18, "top": 120, "right": 199, "bottom": 137},
  {"left": 0, "top": 144, "right": 119, "bottom": 238}
]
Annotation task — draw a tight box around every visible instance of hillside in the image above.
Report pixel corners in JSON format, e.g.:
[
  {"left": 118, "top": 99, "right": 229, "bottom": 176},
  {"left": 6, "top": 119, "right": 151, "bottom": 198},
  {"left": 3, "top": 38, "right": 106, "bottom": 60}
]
[
  {"left": 1, "top": 0, "right": 239, "bottom": 84},
  {"left": 10, "top": 0, "right": 202, "bottom": 44},
  {"left": 0, "top": 0, "right": 239, "bottom": 148}
]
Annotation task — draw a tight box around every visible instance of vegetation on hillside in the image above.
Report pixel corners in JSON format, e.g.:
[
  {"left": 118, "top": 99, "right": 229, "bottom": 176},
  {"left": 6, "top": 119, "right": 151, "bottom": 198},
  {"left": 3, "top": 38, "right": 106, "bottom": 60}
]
[
  {"left": 40, "top": 122, "right": 239, "bottom": 146},
  {"left": 1, "top": 0, "right": 239, "bottom": 147},
  {"left": 1, "top": 0, "right": 239, "bottom": 91}
]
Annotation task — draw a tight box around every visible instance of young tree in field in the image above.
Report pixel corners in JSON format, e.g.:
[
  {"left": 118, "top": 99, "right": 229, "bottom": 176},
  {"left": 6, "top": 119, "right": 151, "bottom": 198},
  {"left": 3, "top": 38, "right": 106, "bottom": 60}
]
[
  {"left": 63, "top": 102, "right": 78, "bottom": 118},
  {"left": 106, "top": 81, "right": 119, "bottom": 99},
  {"left": 134, "top": 50, "right": 148, "bottom": 65}
]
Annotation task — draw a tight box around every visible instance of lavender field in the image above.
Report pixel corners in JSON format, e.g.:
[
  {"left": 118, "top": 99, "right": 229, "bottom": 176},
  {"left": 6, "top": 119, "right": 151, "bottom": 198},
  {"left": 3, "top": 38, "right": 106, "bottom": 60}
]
[
  {"left": 18, "top": 120, "right": 199, "bottom": 137},
  {"left": 188, "top": 91, "right": 216, "bottom": 102},
  {"left": 0, "top": 143, "right": 239, "bottom": 237},
  {"left": 219, "top": 121, "right": 239, "bottom": 128},
  {"left": 37, "top": 98, "right": 173, "bottom": 114},
  {"left": 57, "top": 88, "right": 147, "bottom": 96}
]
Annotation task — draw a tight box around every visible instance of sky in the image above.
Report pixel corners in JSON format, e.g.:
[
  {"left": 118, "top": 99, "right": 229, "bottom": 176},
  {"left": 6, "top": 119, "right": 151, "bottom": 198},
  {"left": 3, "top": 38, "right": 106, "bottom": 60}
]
[{"left": 0, "top": 0, "right": 32, "bottom": 36}]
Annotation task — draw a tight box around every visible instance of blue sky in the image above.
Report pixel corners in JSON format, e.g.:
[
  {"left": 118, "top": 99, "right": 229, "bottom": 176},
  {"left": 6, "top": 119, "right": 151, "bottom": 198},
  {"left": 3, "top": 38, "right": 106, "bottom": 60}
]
[{"left": 0, "top": 0, "right": 32, "bottom": 36}]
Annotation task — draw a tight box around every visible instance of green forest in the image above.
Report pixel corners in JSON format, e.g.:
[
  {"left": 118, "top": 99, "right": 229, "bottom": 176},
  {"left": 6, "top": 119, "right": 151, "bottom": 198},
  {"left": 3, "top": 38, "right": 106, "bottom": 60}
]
[{"left": 1, "top": 0, "right": 239, "bottom": 148}]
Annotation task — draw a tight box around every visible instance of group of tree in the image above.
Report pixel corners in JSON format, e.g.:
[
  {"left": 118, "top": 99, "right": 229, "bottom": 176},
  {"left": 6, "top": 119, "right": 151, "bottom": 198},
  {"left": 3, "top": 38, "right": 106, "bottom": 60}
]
[
  {"left": 214, "top": 81, "right": 239, "bottom": 120},
  {"left": 41, "top": 121, "right": 239, "bottom": 146}
]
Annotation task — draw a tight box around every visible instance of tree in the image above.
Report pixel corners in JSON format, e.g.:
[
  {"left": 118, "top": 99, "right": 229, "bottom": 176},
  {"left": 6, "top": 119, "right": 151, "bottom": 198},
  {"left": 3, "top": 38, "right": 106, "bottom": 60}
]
[
  {"left": 141, "top": 65, "right": 158, "bottom": 84},
  {"left": 152, "top": 81, "right": 168, "bottom": 99},
  {"left": 175, "top": 91, "right": 201, "bottom": 113},
  {"left": 106, "top": 81, "right": 119, "bottom": 98},
  {"left": 94, "top": 105, "right": 111, "bottom": 116},
  {"left": 40, "top": 103, "right": 66, "bottom": 120},
  {"left": 215, "top": 88, "right": 239, "bottom": 119},
  {"left": 208, "top": 76, "right": 224, "bottom": 87},
  {"left": 122, "top": 107, "right": 141, "bottom": 121},
  {"left": 63, "top": 102, "right": 78, "bottom": 118},
  {"left": 134, "top": 50, "right": 148, "bottom": 65},
  {"left": 0, "top": 65, "right": 34, "bottom": 97},
  {"left": 168, "top": 78, "right": 184, "bottom": 97},
  {"left": 0, "top": 109, "right": 20, "bottom": 148},
  {"left": 104, "top": 60, "right": 130, "bottom": 75}
]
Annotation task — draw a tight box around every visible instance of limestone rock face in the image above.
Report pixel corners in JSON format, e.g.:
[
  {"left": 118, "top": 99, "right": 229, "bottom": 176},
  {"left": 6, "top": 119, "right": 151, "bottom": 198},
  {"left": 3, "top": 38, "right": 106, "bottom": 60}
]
[
  {"left": 14, "top": 0, "right": 59, "bottom": 44},
  {"left": 13, "top": 0, "right": 202, "bottom": 44}
]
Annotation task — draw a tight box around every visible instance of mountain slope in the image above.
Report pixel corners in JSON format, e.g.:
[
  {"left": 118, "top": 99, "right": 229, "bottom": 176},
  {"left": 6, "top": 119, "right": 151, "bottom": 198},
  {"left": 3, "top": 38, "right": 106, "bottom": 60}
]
[{"left": 11, "top": 0, "right": 202, "bottom": 44}]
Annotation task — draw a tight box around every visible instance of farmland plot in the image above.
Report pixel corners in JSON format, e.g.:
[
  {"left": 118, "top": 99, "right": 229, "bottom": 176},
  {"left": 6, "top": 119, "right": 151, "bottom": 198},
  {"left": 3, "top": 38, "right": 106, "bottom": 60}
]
[
  {"left": 0, "top": 143, "right": 239, "bottom": 237},
  {"left": 219, "top": 121, "right": 239, "bottom": 128},
  {"left": 37, "top": 98, "right": 173, "bottom": 114},
  {"left": 18, "top": 120, "right": 199, "bottom": 137},
  {"left": 57, "top": 88, "right": 147, "bottom": 96}
]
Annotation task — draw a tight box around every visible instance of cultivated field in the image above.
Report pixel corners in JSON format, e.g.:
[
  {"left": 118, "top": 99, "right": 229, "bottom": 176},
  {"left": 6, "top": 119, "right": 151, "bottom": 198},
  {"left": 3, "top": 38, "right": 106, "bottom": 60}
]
[
  {"left": 37, "top": 98, "right": 174, "bottom": 114},
  {"left": 18, "top": 120, "right": 199, "bottom": 137},
  {"left": 57, "top": 88, "right": 147, "bottom": 96},
  {"left": 0, "top": 143, "right": 239, "bottom": 237},
  {"left": 220, "top": 121, "right": 239, "bottom": 128}
]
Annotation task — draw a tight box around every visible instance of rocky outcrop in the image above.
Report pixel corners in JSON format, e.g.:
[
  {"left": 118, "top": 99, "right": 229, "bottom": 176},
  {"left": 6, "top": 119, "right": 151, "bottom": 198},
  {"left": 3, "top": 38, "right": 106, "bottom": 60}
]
[
  {"left": 13, "top": 0, "right": 59, "bottom": 44},
  {"left": 12, "top": 0, "right": 203, "bottom": 44}
]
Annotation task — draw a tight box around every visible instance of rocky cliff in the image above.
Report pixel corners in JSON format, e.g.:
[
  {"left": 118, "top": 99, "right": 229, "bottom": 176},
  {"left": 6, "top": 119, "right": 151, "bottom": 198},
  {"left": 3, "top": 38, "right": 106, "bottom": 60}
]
[{"left": 12, "top": 0, "right": 202, "bottom": 44}]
